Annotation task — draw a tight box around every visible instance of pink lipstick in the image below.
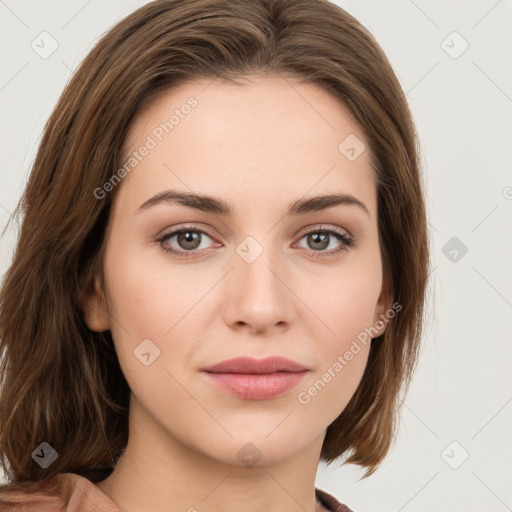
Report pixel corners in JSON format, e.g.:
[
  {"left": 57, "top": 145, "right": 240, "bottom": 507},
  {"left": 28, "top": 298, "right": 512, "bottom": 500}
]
[{"left": 201, "top": 356, "right": 309, "bottom": 400}]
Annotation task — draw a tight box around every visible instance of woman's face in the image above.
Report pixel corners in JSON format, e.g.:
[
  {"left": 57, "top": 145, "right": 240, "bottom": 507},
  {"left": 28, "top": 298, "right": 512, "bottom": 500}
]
[{"left": 85, "top": 75, "right": 391, "bottom": 468}]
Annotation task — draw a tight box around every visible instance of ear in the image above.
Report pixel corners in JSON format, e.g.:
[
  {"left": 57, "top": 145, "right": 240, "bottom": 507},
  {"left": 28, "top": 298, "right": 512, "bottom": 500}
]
[
  {"left": 82, "top": 274, "right": 111, "bottom": 332},
  {"left": 371, "top": 274, "right": 393, "bottom": 338}
]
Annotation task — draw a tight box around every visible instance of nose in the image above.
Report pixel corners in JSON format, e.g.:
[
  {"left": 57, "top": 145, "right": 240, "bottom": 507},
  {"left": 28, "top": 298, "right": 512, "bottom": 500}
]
[{"left": 222, "top": 241, "right": 295, "bottom": 335}]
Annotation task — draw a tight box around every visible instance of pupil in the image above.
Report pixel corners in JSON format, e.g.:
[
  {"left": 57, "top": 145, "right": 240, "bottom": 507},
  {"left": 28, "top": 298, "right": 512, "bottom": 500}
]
[
  {"left": 179, "top": 231, "right": 200, "bottom": 249},
  {"left": 310, "top": 232, "right": 328, "bottom": 249}
]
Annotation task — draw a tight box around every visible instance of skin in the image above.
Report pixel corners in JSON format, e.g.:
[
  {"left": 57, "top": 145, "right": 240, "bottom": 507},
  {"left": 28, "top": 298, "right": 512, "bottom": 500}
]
[{"left": 85, "top": 75, "right": 392, "bottom": 512}]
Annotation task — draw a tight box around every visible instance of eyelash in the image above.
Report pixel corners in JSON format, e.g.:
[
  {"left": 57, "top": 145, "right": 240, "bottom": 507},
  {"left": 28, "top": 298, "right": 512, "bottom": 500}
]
[{"left": 156, "top": 224, "right": 355, "bottom": 260}]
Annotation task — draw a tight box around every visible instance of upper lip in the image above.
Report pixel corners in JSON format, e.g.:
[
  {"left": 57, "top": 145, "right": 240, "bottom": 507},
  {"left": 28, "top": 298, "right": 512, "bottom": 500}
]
[{"left": 201, "top": 356, "right": 309, "bottom": 374}]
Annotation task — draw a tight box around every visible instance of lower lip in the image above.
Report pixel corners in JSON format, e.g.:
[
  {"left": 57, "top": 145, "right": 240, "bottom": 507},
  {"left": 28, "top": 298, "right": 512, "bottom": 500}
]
[{"left": 202, "top": 371, "right": 309, "bottom": 400}]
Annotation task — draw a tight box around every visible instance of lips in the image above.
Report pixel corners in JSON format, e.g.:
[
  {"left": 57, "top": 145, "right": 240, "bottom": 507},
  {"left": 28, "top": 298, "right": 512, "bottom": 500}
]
[
  {"left": 201, "top": 356, "right": 309, "bottom": 400},
  {"left": 201, "top": 356, "right": 308, "bottom": 374}
]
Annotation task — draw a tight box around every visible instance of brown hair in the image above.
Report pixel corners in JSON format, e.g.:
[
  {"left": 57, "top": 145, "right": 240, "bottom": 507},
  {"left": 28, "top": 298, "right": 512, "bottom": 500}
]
[{"left": 0, "top": 0, "right": 430, "bottom": 497}]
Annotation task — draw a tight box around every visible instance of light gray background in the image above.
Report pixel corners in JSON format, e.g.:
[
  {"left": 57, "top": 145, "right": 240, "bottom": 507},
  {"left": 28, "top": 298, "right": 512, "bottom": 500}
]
[{"left": 1, "top": 1, "right": 511, "bottom": 511}]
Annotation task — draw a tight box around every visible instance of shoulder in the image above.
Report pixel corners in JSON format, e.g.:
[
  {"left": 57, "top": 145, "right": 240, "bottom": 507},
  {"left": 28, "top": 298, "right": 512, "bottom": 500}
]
[
  {"left": 316, "top": 487, "right": 355, "bottom": 512},
  {"left": 0, "top": 473, "right": 70, "bottom": 511},
  {"left": 0, "top": 472, "right": 120, "bottom": 512},
  {"left": 1, "top": 478, "right": 351, "bottom": 512}
]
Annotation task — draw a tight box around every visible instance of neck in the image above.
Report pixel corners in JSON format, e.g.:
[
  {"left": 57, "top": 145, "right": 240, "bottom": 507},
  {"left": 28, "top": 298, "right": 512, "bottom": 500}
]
[{"left": 95, "top": 396, "right": 328, "bottom": 512}]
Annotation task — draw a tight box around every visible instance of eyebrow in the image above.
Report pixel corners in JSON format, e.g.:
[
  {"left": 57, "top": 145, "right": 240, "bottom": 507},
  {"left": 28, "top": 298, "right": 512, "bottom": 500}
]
[{"left": 136, "top": 190, "right": 370, "bottom": 217}]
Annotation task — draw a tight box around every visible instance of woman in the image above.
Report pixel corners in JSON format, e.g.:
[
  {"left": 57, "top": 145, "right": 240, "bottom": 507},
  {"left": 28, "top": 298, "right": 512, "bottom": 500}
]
[{"left": 0, "top": 0, "right": 430, "bottom": 511}]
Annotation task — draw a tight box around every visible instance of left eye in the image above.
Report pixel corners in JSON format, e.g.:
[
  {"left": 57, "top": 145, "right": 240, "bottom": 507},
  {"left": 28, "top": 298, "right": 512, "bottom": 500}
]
[
  {"left": 156, "top": 225, "right": 354, "bottom": 259},
  {"left": 295, "top": 228, "right": 354, "bottom": 256}
]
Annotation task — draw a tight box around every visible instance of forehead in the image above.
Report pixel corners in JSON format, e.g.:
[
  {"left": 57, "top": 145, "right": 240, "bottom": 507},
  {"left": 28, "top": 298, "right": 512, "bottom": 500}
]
[{"left": 114, "top": 75, "right": 377, "bottom": 220}]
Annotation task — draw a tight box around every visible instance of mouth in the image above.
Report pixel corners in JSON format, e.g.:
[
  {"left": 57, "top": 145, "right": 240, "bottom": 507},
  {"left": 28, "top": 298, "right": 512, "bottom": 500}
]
[
  {"left": 201, "top": 355, "right": 309, "bottom": 374},
  {"left": 201, "top": 370, "right": 309, "bottom": 400},
  {"left": 200, "top": 356, "right": 310, "bottom": 400}
]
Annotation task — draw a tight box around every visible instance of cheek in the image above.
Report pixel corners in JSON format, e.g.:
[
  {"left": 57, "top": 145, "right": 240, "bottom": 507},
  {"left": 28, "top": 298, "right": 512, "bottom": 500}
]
[
  {"left": 294, "top": 260, "right": 380, "bottom": 410},
  {"left": 101, "top": 244, "right": 198, "bottom": 383},
  {"left": 297, "top": 286, "right": 374, "bottom": 422},
  {"left": 296, "top": 311, "right": 372, "bottom": 428},
  {"left": 299, "top": 263, "right": 382, "bottom": 347},
  {"left": 104, "top": 243, "right": 203, "bottom": 337},
  {"left": 102, "top": 253, "right": 207, "bottom": 408}
]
